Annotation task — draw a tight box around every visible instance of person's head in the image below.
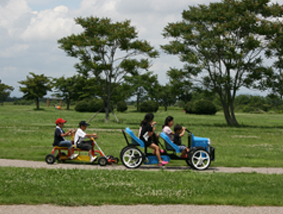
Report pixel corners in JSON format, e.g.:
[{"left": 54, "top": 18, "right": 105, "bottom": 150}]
[
  {"left": 163, "top": 116, "right": 174, "bottom": 128},
  {"left": 174, "top": 124, "right": 182, "bottom": 134},
  {"left": 55, "top": 118, "right": 67, "bottom": 128},
  {"left": 79, "top": 121, "right": 90, "bottom": 130},
  {"left": 140, "top": 113, "right": 154, "bottom": 126}
]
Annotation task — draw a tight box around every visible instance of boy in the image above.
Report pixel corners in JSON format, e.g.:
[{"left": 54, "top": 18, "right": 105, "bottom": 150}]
[
  {"left": 53, "top": 118, "right": 78, "bottom": 159},
  {"left": 74, "top": 121, "right": 98, "bottom": 163},
  {"left": 173, "top": 124, "right": 190, "bottom": 158}
]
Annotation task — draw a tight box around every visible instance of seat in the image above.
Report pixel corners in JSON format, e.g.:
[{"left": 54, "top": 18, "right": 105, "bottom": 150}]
[
  {"left": 159, "top": 132, "right": 181, "bottom": 153},
  {"left": 125, "top": 127, "right": 145, "bottom": 148}
]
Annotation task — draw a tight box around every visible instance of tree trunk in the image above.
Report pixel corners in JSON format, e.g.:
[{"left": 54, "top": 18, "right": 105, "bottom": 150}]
[
  {"left": 67, "top": 99, "right": 70, "bottom": 110},
  {"left": 105, "top": 94, "right": 111, "bottom": 123},
  {"left": 165, "top": 104, "right": 168, "bottom": 111},
  {"left": 36, "top": 98, "right": 39, "bottom": 110},
  {"left": 136, "top": 94, "right": 140, "bottom": 112},
  {"left": 222, "top": 102, "right": 238, "bottom": 125}
]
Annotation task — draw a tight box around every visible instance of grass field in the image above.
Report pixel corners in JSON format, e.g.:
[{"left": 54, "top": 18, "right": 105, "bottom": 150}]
[
  {"left": 1, "top": 104, "right": 283, "bottom": 167},
  {"left": 1, "top": 167, "right": 283, "bottom": 206}
]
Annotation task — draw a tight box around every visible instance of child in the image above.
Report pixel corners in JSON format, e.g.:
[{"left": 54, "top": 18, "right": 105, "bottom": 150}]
[
  {"left": 173, "top": 124, "right": 190, "bottom": 158},
  {"left": 53, "top": 118, "right": 78, "bottom": 159},
  {"left": 74, "top": 121, "right": 98, "bottom": 163},
  {"left": 140, "top": 113, "right": 168, "bottom": 166},
  {"left": 162, "top": 116, "right": 174, "bottom": 141}
]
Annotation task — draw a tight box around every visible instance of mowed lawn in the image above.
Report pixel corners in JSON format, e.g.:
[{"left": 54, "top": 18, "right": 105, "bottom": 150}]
[{"left": 0, "top": 104, "right": 283, "bottom": 167}]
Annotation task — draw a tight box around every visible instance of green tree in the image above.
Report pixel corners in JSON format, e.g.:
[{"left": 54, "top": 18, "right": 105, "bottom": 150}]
[
  {"left": 52, "top": 76, "right": 79, "bottom": 110},
  {"left": 0, "top": 80, "right": 14, "bottom": 105},
  {"left": 161, "top": 0, "right": 283, "bottom": 125},
  {"left": 153, "top": 84, "right": 176, "bottom": 111},
  {"left": 124, "top": 72, "right": 158, "bottom": 111},
  {"left": 58, "top": 16, "right": 158, "bottom": 122},
  {"left": 167, "top": 68, "right": 192, "bottom": 103},
  {"left": 18, "top": 72, "right": 52, "bottom": 109}
]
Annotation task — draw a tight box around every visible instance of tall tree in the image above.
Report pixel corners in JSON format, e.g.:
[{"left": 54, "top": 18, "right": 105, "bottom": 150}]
[
  {"left": 58, "top": 17, "right": 158, "bottom": 122},
  {"left": 161, "top": 0, "right": 283, "bottom": 125},
  {"left": 0, "top": 80, "right": 14, "bottom": 105},
  {"left": 124, "top": 72, "right": 158, "bottom": 111},
  {"left": 150, "top": 83, "right": 176, "bottom": 111},
  {"left": 18, "top": 72, "right": 52, "bottom": 109}
]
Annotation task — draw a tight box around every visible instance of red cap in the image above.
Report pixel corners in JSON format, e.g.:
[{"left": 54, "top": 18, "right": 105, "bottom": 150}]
[{"left": 55, "top": 118, "right": 67, "bottom": 124}]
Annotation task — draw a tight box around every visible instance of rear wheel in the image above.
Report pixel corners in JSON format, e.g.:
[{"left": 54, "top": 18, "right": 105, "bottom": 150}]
[
  {"left": 189, "top": 149, "right": 211, "bottom": 170},
  {"left": 98, "top": 157, "right": 107, "bottom": 166},
  {"left": 121, "top": 147, "right": 143, "bottom": 169},
  {"left": 45, "top": 154, "right": 56, "bottom": 164}
]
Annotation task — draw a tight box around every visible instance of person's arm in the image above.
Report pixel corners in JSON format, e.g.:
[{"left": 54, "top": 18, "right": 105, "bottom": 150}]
[
  {"left": 85, "top": 133, "right": 98, "bottom": 139},
  {"left": 179, "top": 127, "right": 186, "bottom": 137},
  {"left": 60, "top": 129, "right": 74, "bottom": 137}
]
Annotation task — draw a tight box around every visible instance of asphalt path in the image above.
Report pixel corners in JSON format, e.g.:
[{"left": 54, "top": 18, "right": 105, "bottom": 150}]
[{"left": 1, "top": 159, "right": 283, "bottom": 214}]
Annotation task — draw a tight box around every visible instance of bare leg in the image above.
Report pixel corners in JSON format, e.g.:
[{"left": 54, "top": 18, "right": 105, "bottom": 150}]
[{"left": 149, "top": 143, "right": 162, "bottom": 162}]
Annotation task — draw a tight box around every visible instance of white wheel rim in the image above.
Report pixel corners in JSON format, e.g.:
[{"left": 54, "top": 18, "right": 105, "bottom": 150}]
[
  {"left": 47, "top": 156, "right": 54, "bottom": 163},
  {"left": 191, "top": 150, "right": 210, "bottom": 170},
  {"left": 122, "top": 148, "right": 142, "bottom": 168}
]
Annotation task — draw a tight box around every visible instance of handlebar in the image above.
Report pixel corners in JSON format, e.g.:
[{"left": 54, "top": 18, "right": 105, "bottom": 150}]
[{"left": 185, "top": 129, "right": 192, "bottom": 134}]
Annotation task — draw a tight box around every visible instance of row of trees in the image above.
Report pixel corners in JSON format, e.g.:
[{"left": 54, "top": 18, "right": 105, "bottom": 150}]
[{"left": 3, "top": 0, "right": 283, "bottom": 125}]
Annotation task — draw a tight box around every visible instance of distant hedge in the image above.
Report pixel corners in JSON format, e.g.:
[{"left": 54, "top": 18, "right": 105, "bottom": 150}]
[
  {"left": 184, "top": 100, "right": 217, "bottom": 115},
  {"left": 139, "top": 100, "right": 159, "bottom": 113},
  {"left": 75, "top": 99, "right": 113, "bottom": 112}
]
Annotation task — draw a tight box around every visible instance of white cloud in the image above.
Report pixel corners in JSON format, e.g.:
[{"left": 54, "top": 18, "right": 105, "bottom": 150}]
[{"left": 0, "top": 43, "right": 29, "bottom": 57}]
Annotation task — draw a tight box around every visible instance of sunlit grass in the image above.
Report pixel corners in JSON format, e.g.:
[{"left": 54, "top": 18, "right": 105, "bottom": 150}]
[
  {"left": 1, "top": 105, "right": 283, "bottom": 167},
  {"left": 0, "top": 167, "right": 282, "bottom": 206}
]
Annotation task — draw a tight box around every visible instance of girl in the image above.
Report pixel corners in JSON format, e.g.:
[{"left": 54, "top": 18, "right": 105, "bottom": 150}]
[
  {"left": 162, "top": 116, "right": 174, "bottom": 141},
  {"left": 140, "top": 113, "right": 168, "bottom": 166}
]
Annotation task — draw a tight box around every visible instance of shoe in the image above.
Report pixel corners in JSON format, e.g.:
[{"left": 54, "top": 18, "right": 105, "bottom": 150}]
[
  {"left": 69, "top": 154, "right": 79, "bottom": 160},
  {"left": 160, "top": 149, "right": 164, "bottom": 153},
  {"left": 158, "top": 160, "right": 169, "bottom": 166},
  {"left": 181, "top": 154, "right": 188, "bottom": 158},
  {"left": 90, "top": 156, "right": 97, "bottom": 163}
]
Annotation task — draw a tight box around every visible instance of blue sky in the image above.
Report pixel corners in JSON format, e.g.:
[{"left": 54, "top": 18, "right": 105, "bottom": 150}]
[{"left": 0, "top": 0, "right": 281, "bottom": 97}]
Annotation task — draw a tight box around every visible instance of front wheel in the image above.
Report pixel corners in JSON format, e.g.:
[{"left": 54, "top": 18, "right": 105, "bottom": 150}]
[
  {"left": 189, "top": 149, "right": 211, "bottom": 170},
  {"left": 121, "top": 147, "right": 143, "bottom": 169}
]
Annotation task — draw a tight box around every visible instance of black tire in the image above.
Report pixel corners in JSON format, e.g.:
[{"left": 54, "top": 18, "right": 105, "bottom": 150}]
[
  {"left": 45, "top": 154, "right": 56, "bottom": 164},
  {"left": 114, "top": 157, "right": 119, "bottom": 164},
  {"left": 189, "top": 149, "right": 211, "bottom": 170},
  {"left": 98, "top": 157, "right": 107, "bottom": 166},
  {"left": 120, "top": 146, "right": 129, "bottom": 161},
  {"left": 121, "top": 146, "right": 143, "bottom": 169}
]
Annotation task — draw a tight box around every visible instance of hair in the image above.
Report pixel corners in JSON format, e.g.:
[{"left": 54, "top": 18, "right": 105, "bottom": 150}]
[
  {"left": 174, "top": 124, "right": 182, "bottom": 132},
  {"left": 162, "top": 116, "right": 174, "bottom": 128},
  {"left": 140, "top": 113, "right": 154, "bottom": 126}
]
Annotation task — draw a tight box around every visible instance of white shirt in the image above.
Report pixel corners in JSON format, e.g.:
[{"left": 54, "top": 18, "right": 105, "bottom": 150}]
[
  {"left": 162, "top": 126, "right": 173, "bottom": 141},
  {"left": 74, "top": 128, "right": 86, "bottom": 147}
]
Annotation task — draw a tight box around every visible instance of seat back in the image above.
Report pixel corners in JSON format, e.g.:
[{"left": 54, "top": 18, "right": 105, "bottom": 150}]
[
  {"left": 125, "top": 127, "right": 145, "bottom": 148},
  {"left": 160, "top": 132, "right": 181, "bottom": 153}
]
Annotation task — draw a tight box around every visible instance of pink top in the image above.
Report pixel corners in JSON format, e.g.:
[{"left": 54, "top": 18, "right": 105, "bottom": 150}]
[{"left": 162, "top": 126, "right": 173, "bottom": 141}]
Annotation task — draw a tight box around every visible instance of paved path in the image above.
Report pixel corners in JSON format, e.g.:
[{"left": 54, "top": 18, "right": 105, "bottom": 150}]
[
  {"left": 1, "top": 158, "right": 283, "bottom": 174},
  {"left": 1, "top": 204, "right": 283, "bottom": 214},
  {"left": 1, "top": 159, "right": 283, "bottom": 214}
]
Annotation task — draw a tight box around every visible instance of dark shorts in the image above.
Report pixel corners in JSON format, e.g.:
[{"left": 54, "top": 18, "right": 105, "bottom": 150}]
[{"left": 77, "top": 141, "right": 93, "bottom": 151}]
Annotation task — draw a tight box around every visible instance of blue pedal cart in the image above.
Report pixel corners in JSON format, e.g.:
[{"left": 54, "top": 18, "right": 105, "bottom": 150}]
[{"left": 121, "top": 127, "right": 215, "bottom": 170}]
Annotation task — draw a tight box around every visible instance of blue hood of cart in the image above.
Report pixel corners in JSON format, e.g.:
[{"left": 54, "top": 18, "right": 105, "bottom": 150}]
[{"left": 191, "top": 134, "right": 210, "bottom": 149}]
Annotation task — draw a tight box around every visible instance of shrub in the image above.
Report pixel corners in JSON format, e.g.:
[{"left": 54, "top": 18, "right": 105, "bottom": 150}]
[
  {"left": 192, "top": 100, "right": 217, "bottom": 115},
  {"left": 243, "top": 106, "right": 254, "bottom": 113},
  {"left": 88, "top": 99, "right": 104, "bottom": 112},
  {"left": 139, "top": 100, "right": 159, "bottom": 112},
  {"left": 184, "top": 102, "right": 194, "bottom": 114},
  {"left": 75, "top": 100, "right": 90, "bottom": 112},
  {"left": 117, "top": 101, "right": 128, "bottom": 112}
]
